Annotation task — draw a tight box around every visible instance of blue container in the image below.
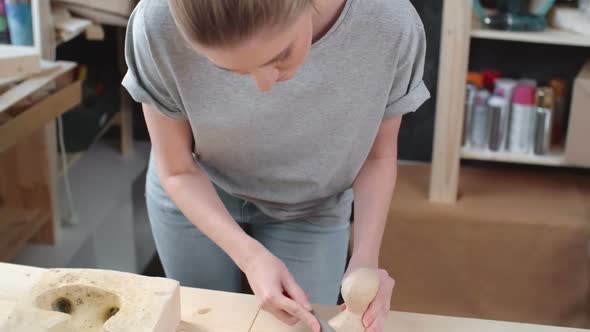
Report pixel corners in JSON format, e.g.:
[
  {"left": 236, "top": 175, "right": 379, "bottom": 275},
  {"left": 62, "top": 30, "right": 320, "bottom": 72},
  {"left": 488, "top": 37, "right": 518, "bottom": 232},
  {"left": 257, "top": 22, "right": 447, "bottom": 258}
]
[{"left": 5, "top": 1, "right": 33, "bottom": 46}]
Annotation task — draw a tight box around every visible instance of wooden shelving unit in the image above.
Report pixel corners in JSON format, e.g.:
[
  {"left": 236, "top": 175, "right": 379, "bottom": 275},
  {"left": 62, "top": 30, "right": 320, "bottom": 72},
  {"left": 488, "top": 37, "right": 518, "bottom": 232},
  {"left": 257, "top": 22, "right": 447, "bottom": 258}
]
[
  {"left": 430, "top": 1, "right": 590, "bottom": 203},
  {"left": 471, "top": 20, "right": 590, "bottom": 47},
  {"left": 461, "top": 147, "right": 566, "bottom": 167}
]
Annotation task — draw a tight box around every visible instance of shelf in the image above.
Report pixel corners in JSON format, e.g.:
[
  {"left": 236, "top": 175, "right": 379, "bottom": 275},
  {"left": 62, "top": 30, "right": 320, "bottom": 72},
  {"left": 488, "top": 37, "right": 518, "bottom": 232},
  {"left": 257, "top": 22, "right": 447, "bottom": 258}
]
[
  {"left": 0, "top": 208, "right": 50, "bottom": 262},
  {"left": 461, "top": 146, "right": 567, "bottom": 167},
  {"left": 471, "top": 21, "right": 590, "bottom": 47}
]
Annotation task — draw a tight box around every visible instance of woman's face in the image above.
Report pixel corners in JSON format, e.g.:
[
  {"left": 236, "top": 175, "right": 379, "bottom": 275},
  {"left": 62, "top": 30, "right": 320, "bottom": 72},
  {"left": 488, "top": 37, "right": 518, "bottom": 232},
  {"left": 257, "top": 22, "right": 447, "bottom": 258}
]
[{"left": 195, "top": 8, "right": 314, "bottom": 92}]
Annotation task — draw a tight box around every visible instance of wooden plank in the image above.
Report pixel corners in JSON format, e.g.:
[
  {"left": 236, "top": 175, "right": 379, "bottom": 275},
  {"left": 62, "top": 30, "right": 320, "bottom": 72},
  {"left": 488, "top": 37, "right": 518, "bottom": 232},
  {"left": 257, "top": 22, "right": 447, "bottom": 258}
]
[
  {"left": 0, "top": 46, "right": 41, "bottom": 79},
  {"left": 0, "top": 208, "right": 49, "bottom": 262},
  {"left": 64, "top": 5, "right": 130, "bottom": 27},
  {"left": 53, "top": 0, "right": 136, "bottom": 17},
  {"left": 0, "top": 62, "right": 76, "bottom": 114},
  {"left": 0, "top": 262, "right": 587, "bottom": 332},
  {"left": 177, "top": 287, "right": 261, "bottom": 332},
  {"left": 117, "top": 28, "right": 134, "bottom": 156},
  {"left": 429, "top": 0, "right": 473, "bottom": 203},
  {"left": 31, "top": 0, "right": 56, "bottom": 60},
  {"left": 0, "top": 80, "right": 82, "bottom": 154},
  {"left": 250, "top": 305, "right": 588, "bottom": 332},
  {"left": 85, "top": 24, "right": 106, "bottom": 41},
  {"left": 0, "top": 61, "right": 61, "bottom": 90}
]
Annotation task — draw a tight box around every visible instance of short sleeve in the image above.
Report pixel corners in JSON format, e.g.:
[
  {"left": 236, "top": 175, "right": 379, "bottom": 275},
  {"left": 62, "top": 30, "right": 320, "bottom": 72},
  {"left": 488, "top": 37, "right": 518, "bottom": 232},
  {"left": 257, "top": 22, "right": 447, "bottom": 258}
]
[
  {"left": 383, "top": 18, "right": 431, "bottom": 119},
  {"left": 121, "top": 4, "right": 186, "bottom": 120}
]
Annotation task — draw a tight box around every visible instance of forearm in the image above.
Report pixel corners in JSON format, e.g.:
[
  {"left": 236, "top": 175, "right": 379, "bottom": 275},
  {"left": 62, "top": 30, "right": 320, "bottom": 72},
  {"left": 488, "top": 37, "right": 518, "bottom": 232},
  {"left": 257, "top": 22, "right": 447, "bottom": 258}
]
[
  {"left": 351, "top": 157, "right": 398, "bottom": 267},
  {"left": 162, "top": 167, "right": 262, "bottom": 271}
]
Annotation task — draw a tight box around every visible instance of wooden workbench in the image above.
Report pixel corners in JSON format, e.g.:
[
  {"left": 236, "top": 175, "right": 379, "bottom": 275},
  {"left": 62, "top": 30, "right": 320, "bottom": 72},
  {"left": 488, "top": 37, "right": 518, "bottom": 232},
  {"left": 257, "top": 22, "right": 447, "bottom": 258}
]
[
  {"left": 0, "top": 263, "right": 585, "bottom": 332},
  {"left": 0, "top": 62, "right": 81, "bottom": 261}
]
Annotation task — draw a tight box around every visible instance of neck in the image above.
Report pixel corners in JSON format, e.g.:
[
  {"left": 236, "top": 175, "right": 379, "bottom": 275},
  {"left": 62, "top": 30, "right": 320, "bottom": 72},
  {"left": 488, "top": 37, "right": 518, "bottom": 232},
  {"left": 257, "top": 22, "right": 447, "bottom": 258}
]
[{"left": 311, "top": 0, "right": 347, "bottom": 43}]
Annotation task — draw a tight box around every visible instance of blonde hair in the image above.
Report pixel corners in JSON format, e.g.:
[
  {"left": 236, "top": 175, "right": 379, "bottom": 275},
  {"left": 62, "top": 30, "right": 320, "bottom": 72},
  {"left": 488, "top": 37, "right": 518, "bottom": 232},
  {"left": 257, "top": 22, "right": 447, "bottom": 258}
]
[{"left": 168, "top": 0, "right": 313, "bottom": 48}]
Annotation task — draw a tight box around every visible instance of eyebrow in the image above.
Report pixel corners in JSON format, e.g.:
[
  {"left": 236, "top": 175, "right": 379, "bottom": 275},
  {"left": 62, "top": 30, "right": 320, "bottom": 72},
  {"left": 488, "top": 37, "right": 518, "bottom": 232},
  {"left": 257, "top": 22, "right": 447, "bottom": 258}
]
[{"left": 213, "top": 43, "right": 293, "bottom": 72}]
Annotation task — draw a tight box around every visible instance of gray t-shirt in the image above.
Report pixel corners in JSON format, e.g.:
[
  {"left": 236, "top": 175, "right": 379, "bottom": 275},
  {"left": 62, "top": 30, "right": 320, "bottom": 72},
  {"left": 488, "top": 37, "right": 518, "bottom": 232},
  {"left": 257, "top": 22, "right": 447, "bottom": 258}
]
[{"left": 122, "top": 0, "right": 430, "bottom": 221}]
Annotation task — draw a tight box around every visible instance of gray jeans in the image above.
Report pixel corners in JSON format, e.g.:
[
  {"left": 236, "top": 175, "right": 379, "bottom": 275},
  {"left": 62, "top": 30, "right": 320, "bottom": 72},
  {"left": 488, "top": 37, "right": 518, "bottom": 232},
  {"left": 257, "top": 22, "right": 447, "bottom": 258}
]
[{"left": 145, "top": 159, "right": 351, "bottom": 305}]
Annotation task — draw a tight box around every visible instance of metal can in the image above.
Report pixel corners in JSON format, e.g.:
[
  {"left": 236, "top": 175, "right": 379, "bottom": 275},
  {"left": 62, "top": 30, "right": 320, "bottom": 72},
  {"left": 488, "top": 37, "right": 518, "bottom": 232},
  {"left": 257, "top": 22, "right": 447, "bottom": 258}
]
[
  {"left": 469, "top": 90, "right": 491, "bottom": 150},
  {"left": 488, "top": 96, "right": 509, "bottom": 151},
  {"left": 463, "top": 84, "right": 477, "bottom": 146},
  {"left": 534, "top": 108, "right": 552, "bottom": 155}
]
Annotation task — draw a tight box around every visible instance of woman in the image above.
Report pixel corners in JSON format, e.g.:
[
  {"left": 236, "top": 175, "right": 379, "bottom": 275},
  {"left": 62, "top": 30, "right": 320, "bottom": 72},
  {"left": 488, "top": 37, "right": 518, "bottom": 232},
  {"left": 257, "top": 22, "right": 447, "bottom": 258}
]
[{"left": 123, "top": 0, "right": 429, "bottom": 331}]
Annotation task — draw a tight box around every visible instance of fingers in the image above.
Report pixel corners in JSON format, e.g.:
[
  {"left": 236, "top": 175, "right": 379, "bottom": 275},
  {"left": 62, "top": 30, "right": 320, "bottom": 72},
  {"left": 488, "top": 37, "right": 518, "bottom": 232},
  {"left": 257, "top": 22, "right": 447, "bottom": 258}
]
[
  {"left": 282, "top": 273, "right": 313, "bottom": 311},
  {"left": 276, "top": 296, "right": 320, "bottom": 332},
  {"left": 363, "top": 301, "right": 387, "bottom": 328},
  {"left": 266, "top": 306, "right": 299, "bottom": 326},
  {"left": 363, "top": 270, "right": 395, "bottom": 328},
  {"left": 366, "top": 314, "right": 386, "bottom": 332},
  {"left": 260, "top": 292, "right": 319, "bottom": 332}
]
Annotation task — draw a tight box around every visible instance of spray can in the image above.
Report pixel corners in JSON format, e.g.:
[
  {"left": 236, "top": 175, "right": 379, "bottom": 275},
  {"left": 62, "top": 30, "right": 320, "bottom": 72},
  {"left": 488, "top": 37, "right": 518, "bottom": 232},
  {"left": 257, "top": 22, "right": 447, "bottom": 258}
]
[
  {"left": 534, "top": 87, "right": 554, "bottom": 155},
  {"left": 518, "top": 78, "right": 538, "bottom": 88},
  {"left": 488, "top": 96, "right": 509, "bottom": 151},
  {"left": 493, "top": 78, "right": 517, "bottom": 150},
  {"left": 549, "top": 79, "right": 568, "bottom": 146},
  {"left": 463, "top": 84, "right": 477, "bottom": 146},
  {"left": 509, "top": 85, "right": 536, "bottom": 154},
  {"left": 470, "top": 89, "right": 491, "bottom": 150}
]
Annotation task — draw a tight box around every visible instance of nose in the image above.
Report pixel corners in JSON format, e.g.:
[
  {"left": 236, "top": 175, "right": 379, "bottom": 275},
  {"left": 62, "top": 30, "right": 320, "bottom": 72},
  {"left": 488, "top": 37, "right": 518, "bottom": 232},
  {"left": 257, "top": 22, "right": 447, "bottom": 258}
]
[{"left": 252, "top": 66, "right": 280, "bottom": 92}]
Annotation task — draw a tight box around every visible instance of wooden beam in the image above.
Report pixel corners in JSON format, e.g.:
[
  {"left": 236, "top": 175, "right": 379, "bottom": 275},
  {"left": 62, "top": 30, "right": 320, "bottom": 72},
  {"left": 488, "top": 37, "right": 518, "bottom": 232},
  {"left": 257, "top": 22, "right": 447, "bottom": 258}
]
[
  {"left": 429, "top": 0, "right": 473, "bottom": 203},
  {"left": 0, "top": 81, "right": 81, "bottom": 154},
  {"left": 0, "top": 46, "right": 41, "bottom": 79},
  {"left": 117, "top": 28, "right": 134, "bottom": 156},
  {"left": 0, "top": 62, "right": 76, "bottom": 114}
]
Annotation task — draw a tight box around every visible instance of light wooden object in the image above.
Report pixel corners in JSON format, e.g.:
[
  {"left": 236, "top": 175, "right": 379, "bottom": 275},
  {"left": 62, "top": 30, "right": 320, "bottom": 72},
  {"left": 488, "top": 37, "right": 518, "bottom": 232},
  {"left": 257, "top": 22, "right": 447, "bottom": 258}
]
[
  {"left": 116, "top": 28, "right": 134, "bottom": 156},
  {"left": 0, "top": 62, "right": 76, "bottom": 114},
  {"left": 429, "top": 0, "right": 473, "bottom": 203},
  {"left": 54, "top": 0, "right": 136, "bottom": 17},
  {"left": 31, "top": 0, "right": 55, "bottom": 60},
  {"left": 0, "top": 263, "right": 180, "bottom": 332},
  {"left": 565, "top": 60, "right": 590, "bottom": 168},
  {"left": 1, "top": 263, "right": 588, "bottom": 332},
  {"left": 85, "top": 25, "right": 106, "bottom": 41},
  {"left": 250, "top": 304, "right": 588, "bottom": 332},
  {"left": 328, "top": 269, "right": 380, "bottom": 332},
  {"left": 178, "top": 287, "right": 261, "bottom": 332},
  {"left": 0, "top": 46, "right": 41, "bottom": 79},
  {"left": 0, "top": 80, "right": 81, "bottom": 154}
]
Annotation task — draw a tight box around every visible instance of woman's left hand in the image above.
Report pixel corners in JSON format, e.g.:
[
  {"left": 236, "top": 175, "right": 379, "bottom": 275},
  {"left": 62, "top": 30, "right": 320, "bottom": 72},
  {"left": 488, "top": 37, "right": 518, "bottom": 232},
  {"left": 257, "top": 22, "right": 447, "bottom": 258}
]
[{"left": 342, "top": 266, "right": 395, "bottom": 332}]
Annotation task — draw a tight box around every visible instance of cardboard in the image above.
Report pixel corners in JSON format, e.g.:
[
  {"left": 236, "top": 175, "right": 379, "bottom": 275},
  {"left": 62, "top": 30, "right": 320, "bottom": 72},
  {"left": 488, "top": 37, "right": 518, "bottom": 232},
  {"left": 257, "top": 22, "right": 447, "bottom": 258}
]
[
  {"left": 379, "top": 165, "right": 590, "bottom": 329},
  {"left": 565, "top": 60, "right": 590, "bottom": 168}
]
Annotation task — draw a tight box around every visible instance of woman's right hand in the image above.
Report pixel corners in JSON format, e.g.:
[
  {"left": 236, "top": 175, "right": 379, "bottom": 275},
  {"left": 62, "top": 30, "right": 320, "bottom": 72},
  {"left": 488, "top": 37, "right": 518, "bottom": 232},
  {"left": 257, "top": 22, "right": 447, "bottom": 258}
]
[{"left": 242, "top": 243, "right": 320, "bottom": 332}]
